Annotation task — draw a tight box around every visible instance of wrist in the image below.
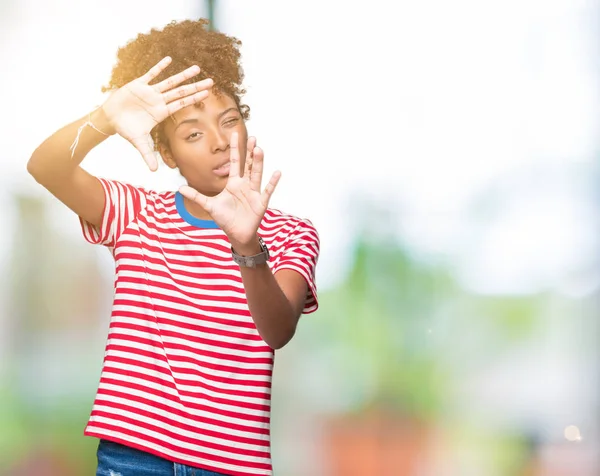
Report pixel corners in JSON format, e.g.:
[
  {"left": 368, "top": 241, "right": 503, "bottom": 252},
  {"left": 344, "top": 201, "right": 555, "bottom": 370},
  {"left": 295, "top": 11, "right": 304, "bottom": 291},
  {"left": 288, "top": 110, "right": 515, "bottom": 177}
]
[
  {"left": 230, "top": 235, "right": 261, "bottom": 257},
  {"left": 91, "top": 106, "right": 116, "bottom": 136}
]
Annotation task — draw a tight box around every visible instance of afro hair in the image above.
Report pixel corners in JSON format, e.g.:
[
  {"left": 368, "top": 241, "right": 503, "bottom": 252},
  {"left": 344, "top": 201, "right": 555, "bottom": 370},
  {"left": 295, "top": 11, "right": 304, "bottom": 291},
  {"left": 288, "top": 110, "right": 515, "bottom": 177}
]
[{"left": 103, "top": 19, "right": 249, "bottom": 148}]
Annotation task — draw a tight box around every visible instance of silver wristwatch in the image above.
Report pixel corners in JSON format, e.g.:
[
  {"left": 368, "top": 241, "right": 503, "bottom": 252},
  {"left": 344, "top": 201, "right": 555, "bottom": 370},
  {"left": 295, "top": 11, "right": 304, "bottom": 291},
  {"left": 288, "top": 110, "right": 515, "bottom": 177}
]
[{"left": 231, "top": 236, "right": 270, "bottom": 268}]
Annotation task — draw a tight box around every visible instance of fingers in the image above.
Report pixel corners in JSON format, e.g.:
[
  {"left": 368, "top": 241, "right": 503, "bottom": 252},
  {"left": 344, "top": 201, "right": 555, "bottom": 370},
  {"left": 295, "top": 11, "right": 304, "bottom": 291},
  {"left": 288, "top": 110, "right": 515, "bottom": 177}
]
[
  {"left": 166, "top": 90, "right": 210, "bottom": 116},
  {"left": 162, "top": 78, "right": 213, "bottom": 103},
  {"left": 261, "top": 171, "right": 282, "bottom": 207},
  {"left": 140, "top": 56, "right": 173, "bottom": 84},
  {"left": 243, "top": 136, "right": 257, "bottom": 178},
  {"left": 154, "top": 64, "right": 203, "bottom": 93},
  {"left": 229, "top": 132, "right": 241, "bottom": 178},
  {"left": 178, "top": 185, "right": 213, "bottom": 213},
  {"left": 131, "top": 134, "right": 158, "bottom": 171},
  {"left": 249, "top": 145, "right": 264, "bottom": 192}
]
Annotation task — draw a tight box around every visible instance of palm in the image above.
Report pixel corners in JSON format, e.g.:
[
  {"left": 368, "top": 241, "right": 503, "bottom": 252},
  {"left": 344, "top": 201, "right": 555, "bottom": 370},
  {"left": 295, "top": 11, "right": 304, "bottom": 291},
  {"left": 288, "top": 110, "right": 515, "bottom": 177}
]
[
  {"left": 102, "top": 56, "right": 213, "bottom": 171},
  {"left": 180, "top": 134, "right": 281, "bottom": 246},
  {"left": 107, "top": 83, "right": 168, "bottom": 139},
  {"left": 206, "top": 172, "right": 271, "bottom": 245}
]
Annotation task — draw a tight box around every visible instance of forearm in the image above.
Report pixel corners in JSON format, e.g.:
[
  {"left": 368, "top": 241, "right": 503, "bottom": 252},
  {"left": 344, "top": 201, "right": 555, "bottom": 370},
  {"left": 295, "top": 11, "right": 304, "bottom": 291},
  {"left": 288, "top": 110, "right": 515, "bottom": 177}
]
[
  {"left": 239, "top": 264, "right": 298, "bottom": 349},
  {"left": 27, "top": 107, "right": 114, "bottom": 182},
  {"left": 233, "top": 238, "right": 298, "bottom": 350}
]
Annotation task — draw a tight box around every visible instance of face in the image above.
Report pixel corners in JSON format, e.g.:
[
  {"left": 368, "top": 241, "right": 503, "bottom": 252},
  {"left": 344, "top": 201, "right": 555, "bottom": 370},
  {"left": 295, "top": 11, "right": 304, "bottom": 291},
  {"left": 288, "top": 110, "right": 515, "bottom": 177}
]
[{"left": 160, "top": 91, "right": 248, "bottom": 196}]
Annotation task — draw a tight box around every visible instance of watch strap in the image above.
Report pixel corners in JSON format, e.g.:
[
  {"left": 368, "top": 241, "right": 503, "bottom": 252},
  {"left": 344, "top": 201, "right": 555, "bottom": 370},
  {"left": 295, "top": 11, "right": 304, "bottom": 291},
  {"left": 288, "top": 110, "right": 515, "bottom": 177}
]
[{"left": 231, "top": 236, "right": 270, "bottom": 268}]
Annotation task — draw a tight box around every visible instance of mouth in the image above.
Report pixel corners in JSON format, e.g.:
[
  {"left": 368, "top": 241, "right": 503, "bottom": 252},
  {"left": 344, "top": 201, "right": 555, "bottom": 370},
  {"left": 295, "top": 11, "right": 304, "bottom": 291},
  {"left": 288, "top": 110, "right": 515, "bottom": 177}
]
[{"left": 213, "top": 161, "right": 231, "bottom": 177}]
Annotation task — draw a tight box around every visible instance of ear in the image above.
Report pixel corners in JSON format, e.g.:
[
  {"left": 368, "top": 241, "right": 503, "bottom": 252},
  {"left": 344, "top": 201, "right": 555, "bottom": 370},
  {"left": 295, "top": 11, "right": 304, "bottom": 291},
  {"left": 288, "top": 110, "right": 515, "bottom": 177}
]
[{"left": 159, "top": 143, "right": 178, "bottom": 169}]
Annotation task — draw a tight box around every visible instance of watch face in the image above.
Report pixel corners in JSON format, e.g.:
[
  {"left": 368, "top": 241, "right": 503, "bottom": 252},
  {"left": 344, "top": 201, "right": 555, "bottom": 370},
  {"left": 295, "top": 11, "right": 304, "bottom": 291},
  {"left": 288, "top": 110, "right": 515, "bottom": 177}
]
[{"left": 258, "top": 237, "right": 270, "bottom": 258}]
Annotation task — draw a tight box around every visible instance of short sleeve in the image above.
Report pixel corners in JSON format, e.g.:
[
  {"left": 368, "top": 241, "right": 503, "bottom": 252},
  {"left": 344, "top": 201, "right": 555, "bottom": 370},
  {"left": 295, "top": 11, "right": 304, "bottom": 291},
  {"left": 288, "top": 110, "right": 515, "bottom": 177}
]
[
  {"left": 273, "top": 219, "right": 320, "bottom": 314},
  {"left": 79, "top": 178, "right": 147, "bottom": 248}
]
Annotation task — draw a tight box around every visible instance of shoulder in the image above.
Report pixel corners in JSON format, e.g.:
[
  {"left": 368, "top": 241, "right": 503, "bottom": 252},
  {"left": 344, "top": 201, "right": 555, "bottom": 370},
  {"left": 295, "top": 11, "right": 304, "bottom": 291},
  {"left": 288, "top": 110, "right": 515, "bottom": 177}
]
[
  {"left": 149, "top": 189, "right": 176, "bottom": 203},
  {"left": 99, "top": 181, "right": 178, "bottom": 219},
  {"left": 262, "top": 208, "right": 318, "bottom": 234},
  {"left": 261, "top": 209, "right": 319, "bottom": 249},
  {"left": 100, "top": 179, "right": 174, "bottom": 198},
  {"left": 112, "top": 183, "right": 175, "bottom": 208}
]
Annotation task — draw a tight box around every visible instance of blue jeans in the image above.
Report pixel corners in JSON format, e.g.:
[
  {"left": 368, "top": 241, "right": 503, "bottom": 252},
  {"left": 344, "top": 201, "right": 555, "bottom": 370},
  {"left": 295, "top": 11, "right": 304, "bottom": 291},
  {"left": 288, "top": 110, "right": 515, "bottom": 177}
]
[{"left": 96, "top": 439, "right": 228, "bottom": 476}]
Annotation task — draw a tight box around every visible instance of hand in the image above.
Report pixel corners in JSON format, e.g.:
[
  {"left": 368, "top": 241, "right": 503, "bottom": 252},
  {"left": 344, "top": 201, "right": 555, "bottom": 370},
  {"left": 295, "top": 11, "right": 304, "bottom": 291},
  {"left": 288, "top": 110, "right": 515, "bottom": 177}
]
[
  {"left": 101, "top": 56, "right": 213, "bottom": 171},
  {"left": 179, "top": 133, "right": 281, "bottom": 250}
]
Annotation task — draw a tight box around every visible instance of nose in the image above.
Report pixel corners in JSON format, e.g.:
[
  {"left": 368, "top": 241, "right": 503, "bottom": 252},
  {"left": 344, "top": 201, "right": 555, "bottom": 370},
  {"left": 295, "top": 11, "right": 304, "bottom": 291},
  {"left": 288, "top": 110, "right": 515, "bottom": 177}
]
[{"left": 211, "top": 128, "right": 230, "bottom": 154}]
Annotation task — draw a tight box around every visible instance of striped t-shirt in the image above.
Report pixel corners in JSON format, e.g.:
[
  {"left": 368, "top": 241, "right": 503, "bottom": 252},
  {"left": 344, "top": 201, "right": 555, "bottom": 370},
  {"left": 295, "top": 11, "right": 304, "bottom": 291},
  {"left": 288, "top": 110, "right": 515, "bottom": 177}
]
[{"left": 79, "top": 178, "right": 319, "bottom": 476}]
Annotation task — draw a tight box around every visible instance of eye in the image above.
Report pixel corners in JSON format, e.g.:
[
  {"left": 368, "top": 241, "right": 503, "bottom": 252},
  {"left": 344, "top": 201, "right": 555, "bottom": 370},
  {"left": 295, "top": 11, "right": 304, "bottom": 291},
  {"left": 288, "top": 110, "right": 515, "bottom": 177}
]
[
  {"left": 186, "top": 132, "right": 203, "bottom": 141},
  {"left": 223, "top": 117, "right": 239, "bottom": 127}
]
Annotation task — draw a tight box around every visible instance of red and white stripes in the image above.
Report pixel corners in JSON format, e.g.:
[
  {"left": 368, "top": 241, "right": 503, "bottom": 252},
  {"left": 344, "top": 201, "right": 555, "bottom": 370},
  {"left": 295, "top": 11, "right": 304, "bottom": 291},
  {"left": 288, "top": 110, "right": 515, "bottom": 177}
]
[{"left": 79, "top": 179, "right": 319, "bottom": 475}]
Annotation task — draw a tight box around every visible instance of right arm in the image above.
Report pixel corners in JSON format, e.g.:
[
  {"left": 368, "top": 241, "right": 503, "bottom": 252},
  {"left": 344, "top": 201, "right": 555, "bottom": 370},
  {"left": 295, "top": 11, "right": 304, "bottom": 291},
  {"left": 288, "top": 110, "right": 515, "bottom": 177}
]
[
  {"left": 27, "top": 56, "right": 213, "bottom": 228},
  {"left": 27, "top": 108, "right": 115, "bottom": 228}
]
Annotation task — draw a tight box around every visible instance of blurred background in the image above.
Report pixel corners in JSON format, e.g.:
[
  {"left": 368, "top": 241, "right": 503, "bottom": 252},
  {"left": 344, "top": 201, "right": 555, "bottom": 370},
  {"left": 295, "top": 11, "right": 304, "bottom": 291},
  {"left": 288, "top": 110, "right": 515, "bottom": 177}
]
[{"left": 1, "top": 0, "right": 599, "bottom": 474}]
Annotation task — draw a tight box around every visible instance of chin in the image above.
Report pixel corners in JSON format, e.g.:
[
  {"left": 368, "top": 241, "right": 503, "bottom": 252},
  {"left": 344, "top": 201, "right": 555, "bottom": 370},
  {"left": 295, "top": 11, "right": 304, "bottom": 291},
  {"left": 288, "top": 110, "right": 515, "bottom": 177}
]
[
  {"left": 206, "top": 183, "right": 226, "bottom": 197},
  {"left": 186, "top": 176, "right": 226, "bottom": 197}
]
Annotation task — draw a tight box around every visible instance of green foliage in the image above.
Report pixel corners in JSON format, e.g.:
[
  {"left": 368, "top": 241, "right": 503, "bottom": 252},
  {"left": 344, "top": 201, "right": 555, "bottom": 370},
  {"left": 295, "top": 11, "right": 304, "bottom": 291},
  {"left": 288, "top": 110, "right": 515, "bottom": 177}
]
[
  {"left": 316, "top": 236, "right": 452, "bottom": 420},
  {"left": 0, "top": 370, "right": 99, "bottom": 474},
  {"left": 314, "top": 230, "right": 542, "bottom": 421},
  {"left": 472, "top": 296, "right": 542, "bottom": 340}
]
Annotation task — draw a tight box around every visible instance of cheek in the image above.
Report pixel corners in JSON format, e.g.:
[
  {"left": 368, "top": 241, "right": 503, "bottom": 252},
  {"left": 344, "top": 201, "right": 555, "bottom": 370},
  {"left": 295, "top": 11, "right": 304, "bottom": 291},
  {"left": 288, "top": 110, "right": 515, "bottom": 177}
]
[{"left": 170, "top": 142, "right": 211, "bottom": 174}]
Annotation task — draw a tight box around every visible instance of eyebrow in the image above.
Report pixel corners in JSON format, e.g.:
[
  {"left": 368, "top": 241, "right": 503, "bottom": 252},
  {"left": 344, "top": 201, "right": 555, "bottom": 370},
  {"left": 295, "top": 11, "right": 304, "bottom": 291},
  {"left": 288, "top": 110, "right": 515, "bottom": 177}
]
[{"left": 174, "top": 107, "right": 239, "bottom": 132}]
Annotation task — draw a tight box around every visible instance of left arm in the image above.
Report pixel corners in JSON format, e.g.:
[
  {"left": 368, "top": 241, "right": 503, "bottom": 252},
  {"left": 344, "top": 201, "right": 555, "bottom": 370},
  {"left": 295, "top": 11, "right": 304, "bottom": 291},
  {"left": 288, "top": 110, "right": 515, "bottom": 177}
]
[
  {"left": 179, "top": 132, "right": 317, "bottom": 349},
  {"left": 234, "top": 238, "right": 308, "bottom": 349}
]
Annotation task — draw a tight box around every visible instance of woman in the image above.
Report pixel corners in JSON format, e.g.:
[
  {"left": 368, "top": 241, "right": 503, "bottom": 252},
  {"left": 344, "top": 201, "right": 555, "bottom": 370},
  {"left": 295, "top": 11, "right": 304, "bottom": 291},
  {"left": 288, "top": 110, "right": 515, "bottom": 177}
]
[{"left": 28, "top": 18, "right": 319, "bottom": 476}]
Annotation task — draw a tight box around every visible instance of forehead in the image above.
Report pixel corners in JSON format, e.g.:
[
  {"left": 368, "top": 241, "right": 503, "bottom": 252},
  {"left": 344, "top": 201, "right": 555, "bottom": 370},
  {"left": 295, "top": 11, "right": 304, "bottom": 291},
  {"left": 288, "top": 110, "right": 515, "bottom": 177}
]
[{"left": 171, "top": 91, "right": 237, "bottom": 123}]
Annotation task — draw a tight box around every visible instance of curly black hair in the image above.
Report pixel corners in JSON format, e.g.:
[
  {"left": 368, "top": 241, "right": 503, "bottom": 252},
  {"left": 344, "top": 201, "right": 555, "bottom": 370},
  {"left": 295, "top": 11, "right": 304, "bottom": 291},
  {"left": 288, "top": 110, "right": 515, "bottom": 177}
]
[{"left": 103, "top": 18, "right": 250, "bottom": 148}]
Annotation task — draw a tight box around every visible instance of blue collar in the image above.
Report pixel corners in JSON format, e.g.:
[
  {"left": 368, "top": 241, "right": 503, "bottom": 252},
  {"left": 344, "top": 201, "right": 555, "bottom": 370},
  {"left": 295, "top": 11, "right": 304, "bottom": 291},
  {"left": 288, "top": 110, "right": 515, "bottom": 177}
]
[{"left": 175, "top": 191, "right": 220, "bottom": 229}]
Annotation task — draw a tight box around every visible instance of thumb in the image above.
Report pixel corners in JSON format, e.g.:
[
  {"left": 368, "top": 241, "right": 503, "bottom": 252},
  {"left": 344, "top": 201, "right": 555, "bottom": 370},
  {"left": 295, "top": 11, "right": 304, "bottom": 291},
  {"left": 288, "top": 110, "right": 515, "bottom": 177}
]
[
  {"left": 131, "top": 134, "right": 158, "bottom": 171},
  {"left": 179, "top": 185, "right": 213, "bottom": 213}
]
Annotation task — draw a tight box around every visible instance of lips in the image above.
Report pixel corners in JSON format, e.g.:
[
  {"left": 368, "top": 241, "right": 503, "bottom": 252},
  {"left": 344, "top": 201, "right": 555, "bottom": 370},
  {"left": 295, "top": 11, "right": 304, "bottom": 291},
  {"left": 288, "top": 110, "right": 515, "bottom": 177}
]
[{"left": 213, "top": 161, "right": 231, "bottom": 177}]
